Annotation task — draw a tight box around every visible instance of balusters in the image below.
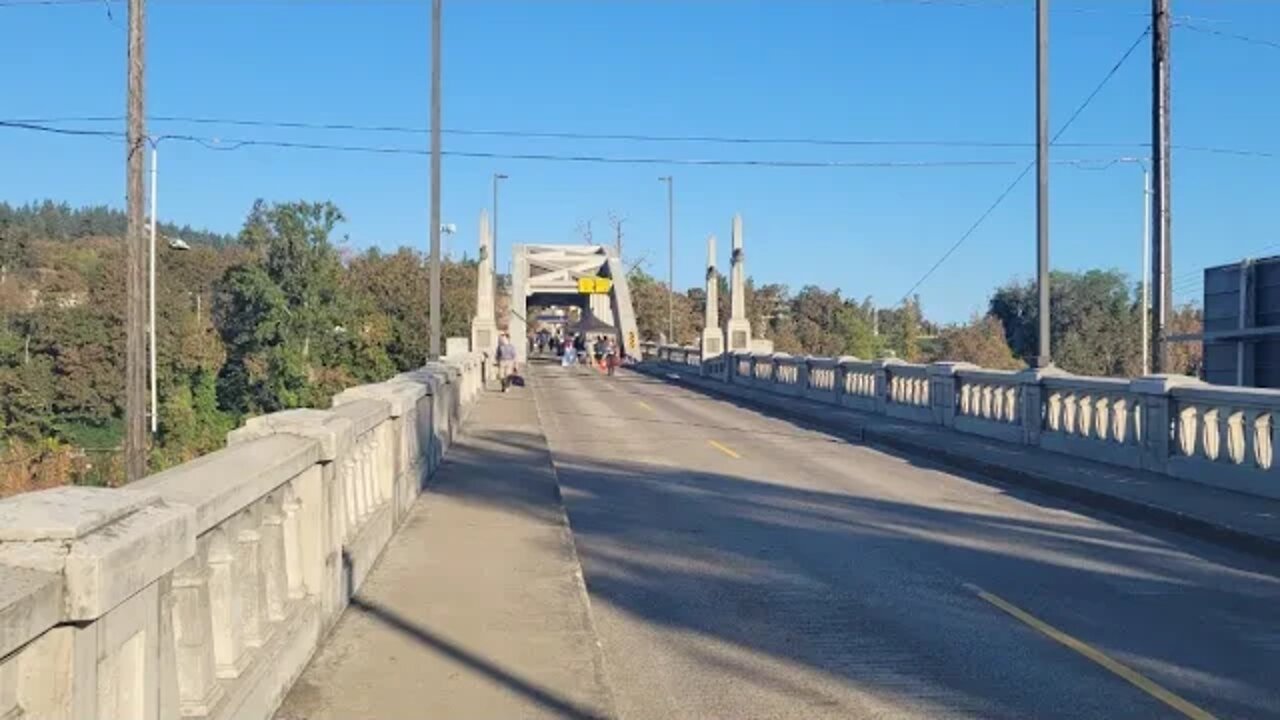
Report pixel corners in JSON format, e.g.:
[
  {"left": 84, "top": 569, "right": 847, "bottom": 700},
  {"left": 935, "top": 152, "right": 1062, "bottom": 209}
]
[
  {"left": 1253, "top": 412, "right": 1273, "bottom": 469},
  {"left": 235, "top": 510, "right": 268, "bottom": 649},
  {"left": 1227, "top": 411, "right": 1246, "bottom": 465},
  {"left": 358, "top": 440, "right": 373, "bottom": 521},
  {"left": 1078, "top": 395, "right": 1095, "bottom": 439},
  {"left": 1111, "top": 399, "right": 1128, "bottom": 443},
  {"left": 1200, "top": 408, "right": 1221, "bottom": 461},
  {"left": 342, "top": 456, "right": 358, "bottom": 540},
  {"left": 170, "top": 552, "right": 225, "bottom": 714},
  {"left": 1063, "top": 394, "right": 1078, "bottom": 435},
  {"left": 260, "top": 496, "right": 288, "bottom": 623},
  {"left": 1172, "top": 401, "right": 1275, "bottom": 470},
  {"left": 1178, "top": 406, "right": 1199, "bottom": 457},
  {"left": 1093, "top": 397, "right": 1110, "bottom": 441},
  {"left": 206, "top": 529, "right": 248, "bottom": 679},
  {"left": 281, "top": 486, "right": 305, "bottom": 600},
  {"left": 1003, "top": 386, "right": 1019, "bottom": 422}
]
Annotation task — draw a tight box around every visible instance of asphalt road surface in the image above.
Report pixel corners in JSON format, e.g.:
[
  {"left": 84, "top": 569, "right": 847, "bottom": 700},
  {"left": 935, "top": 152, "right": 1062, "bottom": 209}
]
[{"left": 530, "top": 360, "right": 1280, "bottom": 720}]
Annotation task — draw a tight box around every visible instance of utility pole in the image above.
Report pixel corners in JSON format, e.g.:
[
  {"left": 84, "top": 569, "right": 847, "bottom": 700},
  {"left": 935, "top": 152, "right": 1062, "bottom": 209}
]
[
  {"left": 608, "top": 212, "right": 625, "bottom": 259},
  {"left": 1034, "top": 0, "right": 1052, "bottom": 368},
  {"left": 429, "top": 0, "right": 443, "bottom": 360},
  {"left": 1141, "top": 166, "right": 1151, "bottom": 376},
  {"left": 125, "top": 0, "right": 147, "bottom": 481},
  {"left": 659, "top": 176, "right": 674, "bottom": 342},
  {"left": 1151, "top": 0, "right": 1173, "bottom": 372}
]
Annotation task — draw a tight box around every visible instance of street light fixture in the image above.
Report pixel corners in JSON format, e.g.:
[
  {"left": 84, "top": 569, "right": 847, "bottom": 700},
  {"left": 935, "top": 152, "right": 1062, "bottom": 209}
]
[
  {"left": 493, "top": 174, "right": 508, "bottom": 321},
  {"left": 441, "top": 223, "right": 457, "bottom": 260},
  {"left": 493, "top": 173, "right": 508, "bottom": 266}
]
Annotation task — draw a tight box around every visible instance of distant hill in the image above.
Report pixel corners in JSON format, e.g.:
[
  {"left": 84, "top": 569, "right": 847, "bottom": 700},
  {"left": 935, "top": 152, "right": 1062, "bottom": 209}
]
[{"left": 0, "top": 200, "right": 235, "bottom": 249}]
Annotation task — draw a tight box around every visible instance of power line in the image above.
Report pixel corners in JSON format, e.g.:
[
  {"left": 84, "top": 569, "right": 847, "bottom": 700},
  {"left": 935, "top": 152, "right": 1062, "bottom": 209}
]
[
  {"left": 0, "top": 120, "right": 1150, "bottom": 169},
  {"left": 1177, "top": 20, "right": 1280, "bottom": 51},
  {"left": 0, "top": 119, "right": 120, "bottom": 138},
  {"left": 899, "top": 25, "right": 1151, "bottom": 302},
  {"left": 0, "top": 0, "right": 426, "bottom": 6},
  {"left": 9, "top": 114, "right": 1278, "bottom": 159}
]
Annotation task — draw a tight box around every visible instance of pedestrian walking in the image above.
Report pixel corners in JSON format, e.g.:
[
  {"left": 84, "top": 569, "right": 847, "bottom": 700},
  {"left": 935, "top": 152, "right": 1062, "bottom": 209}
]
[
  {"left": 604, "top": 336, "right": 619, "bottom": 376},
  {"left": 495, "top": 333, "right": 518, "bottom": 392}
]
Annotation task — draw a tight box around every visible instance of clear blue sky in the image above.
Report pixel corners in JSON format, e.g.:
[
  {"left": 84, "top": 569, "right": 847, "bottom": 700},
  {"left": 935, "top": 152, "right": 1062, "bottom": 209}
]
[{"left": 2, "top": 0, "right": 1277, "bottom": 323}]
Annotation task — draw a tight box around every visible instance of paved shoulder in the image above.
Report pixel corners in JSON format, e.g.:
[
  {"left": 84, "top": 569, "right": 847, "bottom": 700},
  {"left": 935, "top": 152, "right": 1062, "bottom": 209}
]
[{"left": 276, "top": 383, "right": 616, "bottom": 720}]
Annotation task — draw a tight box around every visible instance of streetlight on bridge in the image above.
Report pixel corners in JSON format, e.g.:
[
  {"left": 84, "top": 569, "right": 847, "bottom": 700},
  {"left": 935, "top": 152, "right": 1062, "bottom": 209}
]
[
  {"left": 493, "top": 173, "right": 508, "bottom": 310},
  {"left": 658, "top": 176, "right": 674, "bottom": 343}
]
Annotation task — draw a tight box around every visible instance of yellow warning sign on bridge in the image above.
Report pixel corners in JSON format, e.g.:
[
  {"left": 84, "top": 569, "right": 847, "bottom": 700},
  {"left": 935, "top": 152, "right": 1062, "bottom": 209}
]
[{"left": 577, "top": 277, "right": 613, "bottom": 295}]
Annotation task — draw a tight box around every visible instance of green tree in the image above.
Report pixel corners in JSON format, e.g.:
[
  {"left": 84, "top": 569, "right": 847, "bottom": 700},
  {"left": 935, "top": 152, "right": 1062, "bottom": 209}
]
[
  {"left": 989, "top": 270, "right": 1140, "bottom": 376},
  {"left": 932, "top": 315, "right": 1023, "bottom": 369},
  {"left": 880, "top": 296, "right": 923, "bottom": 361},
  {"left": 627, "top": 267, "right": 699, "bottom": 343}
]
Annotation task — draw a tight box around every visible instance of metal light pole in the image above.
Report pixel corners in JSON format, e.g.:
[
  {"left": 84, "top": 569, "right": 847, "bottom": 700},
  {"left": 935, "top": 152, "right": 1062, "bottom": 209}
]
[
  {"left": 659, "top": 176, "right": 674, "bottom": 342},
  {"left": 428, "top": 0, "right": 443, "bottom": 359},
  {"left": 148, "top": 141, "right": 158, "bottom": 434},
  {"left": 1034, "top": 0, "right": 1052, "bottom": 368},
  {"left": 493, "top": 172, "right": 507, "bottom": 308}
]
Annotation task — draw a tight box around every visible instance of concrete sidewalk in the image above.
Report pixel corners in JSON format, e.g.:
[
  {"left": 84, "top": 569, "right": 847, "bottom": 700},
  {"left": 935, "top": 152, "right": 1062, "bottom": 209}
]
[
  {"left": 275, "top": 384, "right": 616, "bottom": 720},
  {"left": 639, "top": 363, "right": 1280, "bottom": 560}
]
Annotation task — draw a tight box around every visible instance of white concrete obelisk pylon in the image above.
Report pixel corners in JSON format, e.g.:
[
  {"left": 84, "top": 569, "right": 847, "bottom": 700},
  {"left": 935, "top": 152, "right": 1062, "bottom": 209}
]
[
  {"left": 700, "top": 234, "right": 724, "bottom": 359},
  {"left": 725, "top": 213, "right": 752, "bottom": 352},
  {"left": 470, "top": 210, "right": 498, "bottom": 355}
]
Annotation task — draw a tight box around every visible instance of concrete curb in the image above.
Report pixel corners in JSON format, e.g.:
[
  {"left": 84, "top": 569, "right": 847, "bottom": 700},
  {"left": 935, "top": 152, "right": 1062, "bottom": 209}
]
[
  {"left": 635, "top": 363, "right": 1280, "bottom": 562},
  {"left": 529, "top": 372, "right": 623, "bottom": 720}
]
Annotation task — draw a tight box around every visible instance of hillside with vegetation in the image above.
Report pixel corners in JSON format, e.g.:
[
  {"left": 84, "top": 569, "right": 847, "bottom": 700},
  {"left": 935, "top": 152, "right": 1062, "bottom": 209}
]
[{"left": 0, "top": 199, "right": 478, "bottom": 495}]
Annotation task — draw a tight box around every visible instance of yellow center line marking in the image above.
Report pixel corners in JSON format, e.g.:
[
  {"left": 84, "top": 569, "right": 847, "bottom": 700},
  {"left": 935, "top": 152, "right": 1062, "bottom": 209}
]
[
  {"left": 963, "top": 583, "right": 1217, "bottom": 720},
  {"left": 708, "top": 440, "right": 741, "bottom": 459},
  {"left": 637, "top": 401, "right": 655, "bottom": 412}
]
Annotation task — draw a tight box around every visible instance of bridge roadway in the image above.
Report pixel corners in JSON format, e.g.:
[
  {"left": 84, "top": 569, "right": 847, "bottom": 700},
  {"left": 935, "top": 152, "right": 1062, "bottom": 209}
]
[{"left": 282, "top": 360, "right": 1280, "bottom": 719}]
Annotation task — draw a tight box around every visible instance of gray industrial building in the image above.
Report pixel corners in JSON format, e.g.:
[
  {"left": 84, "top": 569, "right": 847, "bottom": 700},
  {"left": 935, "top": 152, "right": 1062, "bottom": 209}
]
[{"left": 1202, "top": 256, "right": 1280, "bottom": 387}]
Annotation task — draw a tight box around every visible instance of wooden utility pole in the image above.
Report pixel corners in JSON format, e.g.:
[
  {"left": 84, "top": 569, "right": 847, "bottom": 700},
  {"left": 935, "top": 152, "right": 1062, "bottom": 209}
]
[
  {"left": 1151, "top": 0, "right": 1173, "bottom": 372},
  {"left": 125, "top": 0, "right": 147, "bottom": 481},
  {"left": 609, "top": 212, "right": 625, "bottom": 259},
  {"left": 428, "top": 0, "right": 442, "bottom": 359}
]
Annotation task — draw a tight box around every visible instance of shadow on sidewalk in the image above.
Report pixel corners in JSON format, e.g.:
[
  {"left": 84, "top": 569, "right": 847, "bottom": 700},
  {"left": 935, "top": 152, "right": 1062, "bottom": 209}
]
[{"left": 348, "top": 596, "right": 609, "bottom": 720}]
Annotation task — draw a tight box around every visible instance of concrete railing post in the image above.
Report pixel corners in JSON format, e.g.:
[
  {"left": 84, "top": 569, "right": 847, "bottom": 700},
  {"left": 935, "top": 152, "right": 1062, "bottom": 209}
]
[
  {"left": 796, "top": 357, "right": 811, "bottom": 396},
  {"left": 1131, "top": 374, "right": 1201, "bottom": 473},
  {"left": 0, "top": 487, "right": 196, "bottom": 720},
  {"left": 928, "top": 362, "right": 975, "bottom": 428},
  {"left": 873, "top": 359, "right": 899, "bottom": 415},
  {"left": 1015, "top": 366, "right": 1068, "bottom": 446},
  {"left": 833, "top": 357, "right": 852, "bottom": 404}
]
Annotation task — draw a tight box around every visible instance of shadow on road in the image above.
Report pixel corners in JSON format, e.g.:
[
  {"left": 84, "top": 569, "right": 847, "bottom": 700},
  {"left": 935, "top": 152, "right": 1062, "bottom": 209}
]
[{"left": 435, "top": 366, "right": 1280, "bottom": 719}]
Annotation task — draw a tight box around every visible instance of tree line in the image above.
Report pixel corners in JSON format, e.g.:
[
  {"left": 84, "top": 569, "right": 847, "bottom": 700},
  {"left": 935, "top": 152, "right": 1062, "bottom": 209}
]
[
  {"left": 0, "top": 200, "right": 477, "bottom": 495},
  {"left": 627, "top": 265, "right": 1202, "bottom": 377},
  {"left": 0, "top": 199, "right": 1205, "bottom": 496}
]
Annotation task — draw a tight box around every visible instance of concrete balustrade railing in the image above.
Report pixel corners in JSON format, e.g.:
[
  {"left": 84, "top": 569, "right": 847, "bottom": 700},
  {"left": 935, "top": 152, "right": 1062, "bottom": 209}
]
[
  {"left": 1166, "top": 384, "right": 1280, "bottom": 497},
  {"left": 649, "top": 346, "right": 1280, "bottom": 502},
  {"left": 0, "top": 352, "right": 486, "bottom": 720}
]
